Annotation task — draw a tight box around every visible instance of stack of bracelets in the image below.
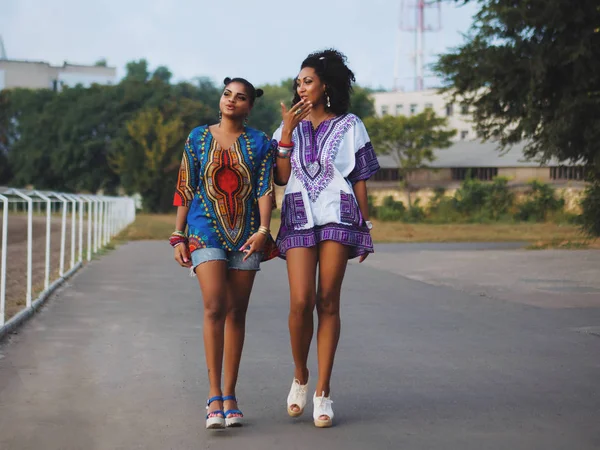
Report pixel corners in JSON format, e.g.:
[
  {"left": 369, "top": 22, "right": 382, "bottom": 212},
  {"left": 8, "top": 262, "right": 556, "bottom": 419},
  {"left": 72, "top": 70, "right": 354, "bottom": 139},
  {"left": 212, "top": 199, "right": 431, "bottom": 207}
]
[
  {"left": 257, "top": 225, "right": 270, "bottom": 236},
  {"left": 169, "top": 230, "right": 187, "bottom": 248},
  {"left": 277, "top": 141, "right": 293, "bottom": 159}
]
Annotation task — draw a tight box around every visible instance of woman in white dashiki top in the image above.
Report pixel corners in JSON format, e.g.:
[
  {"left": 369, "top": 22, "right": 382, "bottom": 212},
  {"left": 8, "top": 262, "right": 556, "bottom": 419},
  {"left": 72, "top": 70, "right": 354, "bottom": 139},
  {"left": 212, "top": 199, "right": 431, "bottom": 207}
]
[{"left": 273, "top": 49, "right": 380, "bottom": 428}]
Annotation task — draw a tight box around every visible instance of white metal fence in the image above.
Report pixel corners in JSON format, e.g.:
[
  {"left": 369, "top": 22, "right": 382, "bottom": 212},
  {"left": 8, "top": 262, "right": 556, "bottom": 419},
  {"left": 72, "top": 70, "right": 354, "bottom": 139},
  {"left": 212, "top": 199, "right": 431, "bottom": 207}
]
[{"left": 0, "top": 187, "right": 136, "bottom": 336}]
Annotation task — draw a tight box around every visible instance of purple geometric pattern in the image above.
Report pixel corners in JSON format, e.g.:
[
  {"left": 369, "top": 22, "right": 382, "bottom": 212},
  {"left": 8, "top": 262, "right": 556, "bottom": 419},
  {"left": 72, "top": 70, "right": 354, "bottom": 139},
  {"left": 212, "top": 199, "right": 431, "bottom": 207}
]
[
  {"left": 282, "top": 192, "right": 308, "bottom": 228},
  {"left": 291, "top": 114, "right": 359, "bottom": 203},
  {"left": 340, "top": 191, "right": 362, "bottom": 225},
  {"left": 347, "top": 142, "right": 380, "bottom": 184},
  {"left": 276, "top": 223, "right": 373, "bottom": 260}
]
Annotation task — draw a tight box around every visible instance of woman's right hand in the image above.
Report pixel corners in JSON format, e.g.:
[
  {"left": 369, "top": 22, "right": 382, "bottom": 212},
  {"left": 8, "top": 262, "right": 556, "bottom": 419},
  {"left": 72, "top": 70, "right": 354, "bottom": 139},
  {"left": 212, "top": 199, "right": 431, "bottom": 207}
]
[
  {"left": 174, "top": 243, "right": 192, "bottom": 268},
  {"left": 280, "top": 100, "right": 312, "bottom": 141}
]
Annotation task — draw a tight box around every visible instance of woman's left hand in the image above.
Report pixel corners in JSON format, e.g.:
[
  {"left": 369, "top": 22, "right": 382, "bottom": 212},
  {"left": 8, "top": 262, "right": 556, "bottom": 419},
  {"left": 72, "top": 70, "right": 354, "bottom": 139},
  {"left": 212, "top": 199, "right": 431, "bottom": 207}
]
[
  {"left": 359, "top": 253, "right": 369, "bottom": 263},
  {"left": 240, "top": 232, "right": 268, "bottom": 261}
]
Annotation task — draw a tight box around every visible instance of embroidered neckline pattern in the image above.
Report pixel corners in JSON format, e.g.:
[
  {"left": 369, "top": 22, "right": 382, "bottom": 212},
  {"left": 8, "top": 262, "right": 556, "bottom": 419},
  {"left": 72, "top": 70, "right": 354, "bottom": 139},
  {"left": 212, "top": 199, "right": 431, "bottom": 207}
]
[{"left": 291, "top": 114, "right": 358, "bottom": 203}]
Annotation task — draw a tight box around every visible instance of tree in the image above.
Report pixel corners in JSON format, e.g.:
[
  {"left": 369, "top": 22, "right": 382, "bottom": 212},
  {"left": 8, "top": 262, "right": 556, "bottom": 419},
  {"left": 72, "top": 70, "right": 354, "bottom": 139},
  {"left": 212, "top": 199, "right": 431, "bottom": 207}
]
[
  {"left": 0, "top": 91, "right": 12, "bottom": 183},
  {"left": 152, "top": 66, "right": 173, "bottom": 84},
  {"left": 434, "top": 0, "right": 600, "bottom": 234},
  {"left": 109, "top": 108, "right": 183, "bottom": 211},
  {"left": 349, "top": 86, "right": 375, "bottom": 119},
  {"left": 251, "top": 80, "right": 295, "bottom": 135},
  {"left": 125, "top": 59, "right": 150, "bottom": 82},
  {"left": 94, "top": 59, "right": 108, "bottom": 67},
  {"left": 365, "top": 110, "right": 456, "bottom": 207}
]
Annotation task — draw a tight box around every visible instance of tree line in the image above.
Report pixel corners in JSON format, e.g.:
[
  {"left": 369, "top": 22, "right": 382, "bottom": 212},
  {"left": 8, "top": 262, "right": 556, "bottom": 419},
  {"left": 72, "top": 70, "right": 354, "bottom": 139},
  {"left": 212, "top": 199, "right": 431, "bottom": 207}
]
[
  {"left": 434, "top": 0, "right": 600, "bottom": 236},
  {"left": 1, "top": 0, "right": 599, "bottom": 237},
  {"left": 0, "top": 59, "right": 375, "bottom": 212}
]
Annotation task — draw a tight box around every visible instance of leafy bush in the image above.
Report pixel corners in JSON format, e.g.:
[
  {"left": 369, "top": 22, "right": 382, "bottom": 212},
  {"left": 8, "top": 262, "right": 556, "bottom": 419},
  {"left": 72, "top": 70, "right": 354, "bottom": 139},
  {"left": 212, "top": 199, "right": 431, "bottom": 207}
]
[
  {"left": 369, "top": 179, "right": 571, "bottom": 225},
  {"left": 515, "top": 181, "right": 565, "bottom": 222},
  {"left": 427, "top": 188, "right": 462, "bottom": 223},
  {"left": 367, "top": 195, "right": 378, "bottom": 219},
  {"left": 377, "top": 196, "right": 406, "bottom": 221},
  {"left": 453, "top": 177, "right": 514, "bottom": 221},
  {"left": 377, "top": 207, "right": 405, "bottom": 221},
  {"left": 485, "top": 177, "right": 514, "bottom": 220},
  {"left": 405, "top": 198, "right": 426, "bottom": 223},
  {"left": 453, "top": 178, "right": 490, "bottom": 216},
  {"left": 580, "top": 180, "right": 600, "bottom": 237}
]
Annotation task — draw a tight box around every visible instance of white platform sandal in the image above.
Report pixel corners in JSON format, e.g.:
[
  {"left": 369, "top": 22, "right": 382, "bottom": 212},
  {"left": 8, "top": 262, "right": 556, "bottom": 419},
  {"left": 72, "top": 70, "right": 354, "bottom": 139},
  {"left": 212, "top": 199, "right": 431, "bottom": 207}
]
[
  {"left": 287, "top": 378, "right": 308, "bottom": 417},
  {"left": 313, "top": 391, "right": 334, "bottom": 428},
  {"left": 205, "top": 396, "right": 225, "bottom": 430}
]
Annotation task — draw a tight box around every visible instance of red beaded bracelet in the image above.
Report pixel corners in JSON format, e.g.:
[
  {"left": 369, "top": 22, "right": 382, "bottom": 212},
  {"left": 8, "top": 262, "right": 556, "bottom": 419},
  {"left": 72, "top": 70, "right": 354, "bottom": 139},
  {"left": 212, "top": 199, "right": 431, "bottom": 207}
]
[{"left": 278, "top": 141, "right": 294, "bottom": 148}]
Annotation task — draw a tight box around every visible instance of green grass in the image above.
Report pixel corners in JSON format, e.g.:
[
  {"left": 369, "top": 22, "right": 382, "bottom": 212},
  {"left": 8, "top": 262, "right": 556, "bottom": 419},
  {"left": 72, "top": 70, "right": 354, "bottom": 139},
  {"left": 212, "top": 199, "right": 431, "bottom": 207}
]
[{"left": 118, "top": 214, "right": 598, "bottom": 249}]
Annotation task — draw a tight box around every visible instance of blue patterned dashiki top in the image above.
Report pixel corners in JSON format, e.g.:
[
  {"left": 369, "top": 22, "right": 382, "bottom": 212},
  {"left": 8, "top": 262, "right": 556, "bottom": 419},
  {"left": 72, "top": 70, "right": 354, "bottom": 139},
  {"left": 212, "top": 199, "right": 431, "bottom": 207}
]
[{"left": 173, "top": 125, "right": 277, "bottom": 259}]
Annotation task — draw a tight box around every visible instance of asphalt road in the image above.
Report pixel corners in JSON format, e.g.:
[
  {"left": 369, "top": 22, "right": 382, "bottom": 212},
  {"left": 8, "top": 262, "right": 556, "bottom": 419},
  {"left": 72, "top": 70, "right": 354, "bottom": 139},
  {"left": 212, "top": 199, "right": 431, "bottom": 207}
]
[{"left": 0, "top": 241, "right": 599, "bottom": 450}]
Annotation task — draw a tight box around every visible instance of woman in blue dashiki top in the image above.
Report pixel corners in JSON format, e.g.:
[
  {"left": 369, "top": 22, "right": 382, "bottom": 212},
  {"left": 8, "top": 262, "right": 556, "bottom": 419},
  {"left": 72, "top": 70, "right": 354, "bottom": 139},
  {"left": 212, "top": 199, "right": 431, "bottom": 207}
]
[{"left": 171, "top": 77, "right": 276, "bottom": 430}]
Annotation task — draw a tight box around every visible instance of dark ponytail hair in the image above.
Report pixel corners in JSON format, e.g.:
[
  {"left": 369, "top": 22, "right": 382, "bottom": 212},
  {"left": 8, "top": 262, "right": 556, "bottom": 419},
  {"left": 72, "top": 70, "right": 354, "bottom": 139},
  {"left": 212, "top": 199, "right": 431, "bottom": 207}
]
[
  {"left": 223, "top": 77, "right": 263, "bottom": 106},
  {"left": 292, "top": 49, "right": 356, "bottom": 115}
]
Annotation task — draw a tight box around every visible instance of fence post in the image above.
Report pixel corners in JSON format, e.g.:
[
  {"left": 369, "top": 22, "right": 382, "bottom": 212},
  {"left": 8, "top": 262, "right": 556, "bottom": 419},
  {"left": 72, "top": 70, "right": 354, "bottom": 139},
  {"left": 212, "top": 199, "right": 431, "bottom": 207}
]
[
  {"left": 78, "top": 196, "right": 84, "bottom": 263},
  {"left": 7, "top": 190, "right": 33, "bottom": 308},
  {"left": 82, "top": 196, "right": 92, "bottom": 261},
  {"left": 0, "top": 194, "right": 8, "bottom": 327},
  {"left": 0, "top": 188, "right": 137, "bottom": 337},
  {"left": 63, "top": 194, "right": 77, "bottom": 270},
  {"left": 32, "top": 191, "right": 52, "bottom": 291},
  {"left": 49, "top": 193, "right": 68, "bottom": 278}
]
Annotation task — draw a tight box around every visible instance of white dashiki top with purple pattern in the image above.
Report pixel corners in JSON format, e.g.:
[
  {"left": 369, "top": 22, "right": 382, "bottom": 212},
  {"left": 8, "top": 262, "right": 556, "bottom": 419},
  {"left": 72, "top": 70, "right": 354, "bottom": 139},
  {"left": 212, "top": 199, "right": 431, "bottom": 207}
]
[{"left": 272, "top": 113, "right": 380, "bottom": 259}]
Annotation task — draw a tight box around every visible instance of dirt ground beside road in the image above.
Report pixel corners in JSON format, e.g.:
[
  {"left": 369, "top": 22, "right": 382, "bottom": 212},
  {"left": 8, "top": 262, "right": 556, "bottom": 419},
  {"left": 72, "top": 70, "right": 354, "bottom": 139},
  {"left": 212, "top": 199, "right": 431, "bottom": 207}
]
[{"left": 0, "top": 215, "right": 90, "bottom": 320}]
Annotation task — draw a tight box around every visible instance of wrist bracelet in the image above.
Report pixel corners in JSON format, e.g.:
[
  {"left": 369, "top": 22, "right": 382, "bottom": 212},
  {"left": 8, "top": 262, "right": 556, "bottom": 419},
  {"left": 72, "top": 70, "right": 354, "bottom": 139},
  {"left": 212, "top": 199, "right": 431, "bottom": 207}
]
[
  {"left": 169, "top": 235, "right": 187, "bottom": 248},
  {"left": 278, "top": 141, "right": 294, "bottom": 148},
  {"left": 257, "top": 226, "right": 270, "bottom": 236},
  {"left": 277, "top": 147, "right": 292, "bottom": 159},
  {"left": 170, "top": 230, "right": 188, "bottom": 248}
]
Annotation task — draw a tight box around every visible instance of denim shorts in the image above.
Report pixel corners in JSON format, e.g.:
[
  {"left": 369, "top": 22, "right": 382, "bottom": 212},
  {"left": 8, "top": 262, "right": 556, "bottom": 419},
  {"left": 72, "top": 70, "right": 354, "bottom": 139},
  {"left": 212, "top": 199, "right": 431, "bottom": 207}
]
[{"left": 191, "top": 248, "right": 263, "bottom": 272}]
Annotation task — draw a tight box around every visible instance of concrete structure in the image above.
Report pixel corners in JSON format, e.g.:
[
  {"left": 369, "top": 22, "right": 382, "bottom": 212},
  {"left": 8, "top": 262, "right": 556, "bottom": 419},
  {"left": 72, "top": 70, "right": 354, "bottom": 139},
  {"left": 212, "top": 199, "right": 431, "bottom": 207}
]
[
  {"left": 0, "top": 60, "right": 116, "bottom": 91},
  {"left": 370, "top": 89, "right": 585, "bottom": 187}
]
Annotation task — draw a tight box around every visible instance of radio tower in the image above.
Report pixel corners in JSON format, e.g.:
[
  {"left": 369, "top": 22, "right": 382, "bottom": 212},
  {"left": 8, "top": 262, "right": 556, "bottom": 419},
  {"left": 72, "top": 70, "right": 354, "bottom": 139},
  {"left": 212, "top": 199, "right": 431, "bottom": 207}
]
[
  {"left": 0, "top": 35, "right": 7, "bottom": 60},
  {"left": 395, "top": 0, "right": 442, "bottom": 91}
]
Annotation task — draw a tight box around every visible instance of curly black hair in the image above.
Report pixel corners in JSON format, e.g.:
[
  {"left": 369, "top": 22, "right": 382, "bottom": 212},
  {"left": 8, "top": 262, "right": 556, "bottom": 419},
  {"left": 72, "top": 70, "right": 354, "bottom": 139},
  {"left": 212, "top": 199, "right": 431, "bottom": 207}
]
[
  {"left": 292, "top": 49, "right": 356, "bottom": 115},
  {"left": 223, "top": 77, "right": 264, "bottom": 106}
]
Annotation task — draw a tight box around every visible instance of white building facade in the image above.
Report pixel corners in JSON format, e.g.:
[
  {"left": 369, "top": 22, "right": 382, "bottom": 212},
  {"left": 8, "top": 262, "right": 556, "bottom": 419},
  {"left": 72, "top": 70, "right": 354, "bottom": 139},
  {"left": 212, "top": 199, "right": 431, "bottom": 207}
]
[
  {"left": 0, "top": 60, "right": 116, "bottom": 91},
  {"left": 372, "top": 89, "right": 475, "bottom": 141},
  {"left": 369, "top": 89, "right": 585, "bottom": 186}
]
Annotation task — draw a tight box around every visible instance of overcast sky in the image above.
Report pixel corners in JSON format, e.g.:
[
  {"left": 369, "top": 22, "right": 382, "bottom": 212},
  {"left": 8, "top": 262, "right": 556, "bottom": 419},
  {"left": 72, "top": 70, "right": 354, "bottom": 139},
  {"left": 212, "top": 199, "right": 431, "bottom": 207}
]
[{"left": 1, "top": 0, "right": 479, "bottom": 91}]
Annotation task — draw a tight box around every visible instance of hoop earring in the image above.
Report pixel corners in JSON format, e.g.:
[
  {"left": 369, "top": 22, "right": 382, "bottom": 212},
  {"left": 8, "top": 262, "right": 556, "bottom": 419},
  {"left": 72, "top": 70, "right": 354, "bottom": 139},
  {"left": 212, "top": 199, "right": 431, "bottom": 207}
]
[
  {"left": 245, "top": 116, "right": 249, "bottom": 125},
  {"left": 218, "top": 111, "right": 222, "bottom": 126}
]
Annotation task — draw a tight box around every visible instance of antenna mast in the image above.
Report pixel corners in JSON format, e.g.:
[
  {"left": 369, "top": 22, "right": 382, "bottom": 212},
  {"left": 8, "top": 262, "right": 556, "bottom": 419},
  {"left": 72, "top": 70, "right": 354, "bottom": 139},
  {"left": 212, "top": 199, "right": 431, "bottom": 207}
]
[
  {"left": 397, "top": 0, "right": 442, "bottom": 91},
  {"left": 0, "top": 35, "right": 7, "bottom": 60}
]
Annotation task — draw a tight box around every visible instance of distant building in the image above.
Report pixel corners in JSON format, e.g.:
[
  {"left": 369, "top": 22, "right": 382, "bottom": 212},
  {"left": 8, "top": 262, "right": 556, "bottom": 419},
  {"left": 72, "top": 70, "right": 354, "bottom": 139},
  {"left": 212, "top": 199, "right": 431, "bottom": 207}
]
[
  {"left": 373, "top": 141, "right": 584, "bottom": 187},
  {"left": 370, "top": 89, "right": 585, "bottom": 187},
  {"left": 372, "top": 88, "right": 475, "bottom": 141},
  {"left": 0, "top": 59, "right": 116, "bottom": 91}
]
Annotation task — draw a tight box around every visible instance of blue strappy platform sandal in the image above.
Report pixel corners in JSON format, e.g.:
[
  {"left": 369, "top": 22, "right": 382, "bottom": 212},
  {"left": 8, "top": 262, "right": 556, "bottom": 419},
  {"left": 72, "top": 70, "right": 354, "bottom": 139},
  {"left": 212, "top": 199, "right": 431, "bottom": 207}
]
[
  {"left": 206, "top": 396, "right": 225, "bottom": 429},
  {"left": 223, "top": 395, "right": 244, "bottom": 427}
]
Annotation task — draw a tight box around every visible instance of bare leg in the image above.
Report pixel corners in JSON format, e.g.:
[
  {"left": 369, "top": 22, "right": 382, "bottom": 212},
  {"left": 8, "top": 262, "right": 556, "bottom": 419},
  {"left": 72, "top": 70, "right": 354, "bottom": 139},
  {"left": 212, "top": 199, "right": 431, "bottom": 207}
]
[
  {"left": 223, "top": 269, "right": 257, "bottom": 415},
  {"left": 286, "top": 247, "right": 318, "bottom": 412},
  {"left": 315, "top": 241, "right": 349, "bottom": 419},
  {"left": 196, "top": 261, "right": 228, "bottom": 416}
]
